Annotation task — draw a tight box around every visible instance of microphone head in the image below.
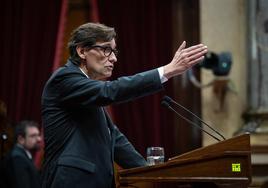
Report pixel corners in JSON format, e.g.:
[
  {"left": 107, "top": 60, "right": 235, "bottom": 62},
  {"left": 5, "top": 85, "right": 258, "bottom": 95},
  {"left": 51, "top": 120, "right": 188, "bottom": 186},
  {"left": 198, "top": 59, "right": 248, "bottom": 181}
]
[
  {"left": 161, "top": 100, "right": 170, "bottom": 108},
  {"left": 162, "top": 96, "right": 172, "bottom": 104}
]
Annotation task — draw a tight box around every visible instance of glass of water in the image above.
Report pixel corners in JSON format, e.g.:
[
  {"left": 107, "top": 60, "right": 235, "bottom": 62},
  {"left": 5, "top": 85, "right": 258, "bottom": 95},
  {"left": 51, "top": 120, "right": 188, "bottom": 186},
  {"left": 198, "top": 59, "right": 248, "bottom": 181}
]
[{"left": 146, "top": 147, "right": 164, "bottom": 166}]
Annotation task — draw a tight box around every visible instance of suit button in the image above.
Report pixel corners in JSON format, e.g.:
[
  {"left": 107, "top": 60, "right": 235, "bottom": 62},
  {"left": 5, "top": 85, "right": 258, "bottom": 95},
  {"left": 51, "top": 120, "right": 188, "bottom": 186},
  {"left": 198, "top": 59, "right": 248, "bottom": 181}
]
[{"left": 110, "top": 170, "right": 114, "bottom": 176}]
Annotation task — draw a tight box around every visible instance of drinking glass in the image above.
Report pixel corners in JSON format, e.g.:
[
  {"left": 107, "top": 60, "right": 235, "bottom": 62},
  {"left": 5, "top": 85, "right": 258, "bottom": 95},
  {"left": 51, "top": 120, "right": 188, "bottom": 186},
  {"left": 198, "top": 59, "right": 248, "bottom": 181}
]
[{"left": 146, "top": 147, "right": 164, "bottom": 166}]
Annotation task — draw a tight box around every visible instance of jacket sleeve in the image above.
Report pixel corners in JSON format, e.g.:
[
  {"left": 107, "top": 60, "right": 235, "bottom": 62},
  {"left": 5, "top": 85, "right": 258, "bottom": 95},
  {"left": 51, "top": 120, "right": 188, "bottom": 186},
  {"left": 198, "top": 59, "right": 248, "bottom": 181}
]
[
  {"left": 113, "top": 125, "right": 147, "bottom": 169},
  {"left": 43, "top": 68, "right": 163, "bottom": 108}
]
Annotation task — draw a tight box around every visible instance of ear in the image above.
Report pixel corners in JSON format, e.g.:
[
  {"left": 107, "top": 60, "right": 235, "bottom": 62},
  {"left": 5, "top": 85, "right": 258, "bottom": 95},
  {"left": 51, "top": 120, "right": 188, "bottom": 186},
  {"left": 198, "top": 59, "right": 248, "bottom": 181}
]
[
  {"left": 17, "top": 135, "right": 25, "bottom": 145},
  {"left": 76, "top": 46, "right": 86, "bottom": 60}
]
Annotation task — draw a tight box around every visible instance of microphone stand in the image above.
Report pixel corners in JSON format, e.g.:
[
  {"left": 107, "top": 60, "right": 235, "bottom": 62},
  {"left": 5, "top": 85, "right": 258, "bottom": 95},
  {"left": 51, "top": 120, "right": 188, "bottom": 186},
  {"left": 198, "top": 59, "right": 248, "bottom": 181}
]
[
  {"left": 163, "top": 96, "right": 226, "bottom": 141},
  {"left": 162, "top": 101, "right": 222, "bottom": 142}
]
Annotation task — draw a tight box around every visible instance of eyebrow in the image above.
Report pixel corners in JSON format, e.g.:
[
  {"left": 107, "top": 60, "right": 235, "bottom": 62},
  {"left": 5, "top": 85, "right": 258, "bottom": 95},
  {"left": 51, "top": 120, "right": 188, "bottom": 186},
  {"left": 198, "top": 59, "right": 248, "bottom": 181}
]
[
  {"left": 100, "top": 44, "right": 112, "bottom": 47},
  {"left": 96, "top": 42, "right": 116, "bottom": 48}
]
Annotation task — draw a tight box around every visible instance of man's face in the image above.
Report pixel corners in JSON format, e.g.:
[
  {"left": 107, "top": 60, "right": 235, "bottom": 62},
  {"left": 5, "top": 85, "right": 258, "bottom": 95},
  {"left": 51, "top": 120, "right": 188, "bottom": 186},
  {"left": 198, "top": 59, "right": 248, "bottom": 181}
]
[
  {"left": 20, "top": 126, "right": 41, "bottom": 152},
  {"left": 80, "top": 39, "right": 118, "bottom": 80}
]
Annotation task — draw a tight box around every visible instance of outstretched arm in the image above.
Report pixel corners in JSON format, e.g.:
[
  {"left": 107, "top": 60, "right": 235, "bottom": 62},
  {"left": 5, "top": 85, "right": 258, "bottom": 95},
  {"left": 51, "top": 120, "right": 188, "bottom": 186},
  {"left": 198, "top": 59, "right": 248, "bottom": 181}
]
[{"left": 163, "top": 41, "right": 207, "bottom": 79}]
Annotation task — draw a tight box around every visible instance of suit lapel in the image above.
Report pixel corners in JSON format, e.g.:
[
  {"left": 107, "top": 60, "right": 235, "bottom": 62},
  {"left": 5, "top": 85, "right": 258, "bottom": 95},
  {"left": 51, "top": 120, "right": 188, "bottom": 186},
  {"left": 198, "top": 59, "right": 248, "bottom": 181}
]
[{"left": 101, "top": 107, "right": 116, "bottom": 162}]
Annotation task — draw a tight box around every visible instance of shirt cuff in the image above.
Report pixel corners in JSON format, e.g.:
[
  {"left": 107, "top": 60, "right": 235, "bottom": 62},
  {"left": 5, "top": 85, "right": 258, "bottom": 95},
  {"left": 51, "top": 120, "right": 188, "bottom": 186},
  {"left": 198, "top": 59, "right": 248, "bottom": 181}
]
[{"left": 157, "top": 67, "right": 168, "bottom": 83}]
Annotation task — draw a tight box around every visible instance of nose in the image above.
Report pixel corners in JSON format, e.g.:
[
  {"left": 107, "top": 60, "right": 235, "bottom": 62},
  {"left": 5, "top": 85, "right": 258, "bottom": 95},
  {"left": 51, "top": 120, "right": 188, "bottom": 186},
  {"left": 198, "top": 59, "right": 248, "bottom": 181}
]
[
  {"left": 108, "top": 52, "right": 117, "bottom": 63},
  {"left": 37, "top": 135, "right": 42, "bottom": 142}
]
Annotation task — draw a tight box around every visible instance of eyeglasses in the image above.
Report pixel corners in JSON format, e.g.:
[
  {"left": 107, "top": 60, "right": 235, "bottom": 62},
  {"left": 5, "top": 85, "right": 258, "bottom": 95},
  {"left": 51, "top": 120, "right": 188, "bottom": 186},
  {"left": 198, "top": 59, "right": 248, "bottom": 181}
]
[
  {"left": 27, "top": 133, "right": 41, "bottom": 138},
  {"left": 89, "top": 45, "right": 119, "bottom": 57}
]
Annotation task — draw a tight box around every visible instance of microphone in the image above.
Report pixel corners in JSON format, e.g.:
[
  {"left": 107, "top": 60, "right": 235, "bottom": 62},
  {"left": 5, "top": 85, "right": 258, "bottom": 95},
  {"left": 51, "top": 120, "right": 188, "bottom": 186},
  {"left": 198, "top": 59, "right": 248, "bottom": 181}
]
[
  {"left": 163, "top": 96, "right": 225, "bottom": 141},
  {"left": 162, "top": 96, "right": 225, "bottom": 142}
]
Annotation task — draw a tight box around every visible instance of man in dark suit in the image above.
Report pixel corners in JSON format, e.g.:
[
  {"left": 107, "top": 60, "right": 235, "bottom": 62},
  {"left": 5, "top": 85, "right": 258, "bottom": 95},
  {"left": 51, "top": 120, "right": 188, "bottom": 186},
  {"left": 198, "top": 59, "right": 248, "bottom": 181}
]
[
  {"left": 41, "top": 23, "right": 207, "bottom": 188},
  {"left": 3, "top": 120, "right": 42, "bottom": 188}
]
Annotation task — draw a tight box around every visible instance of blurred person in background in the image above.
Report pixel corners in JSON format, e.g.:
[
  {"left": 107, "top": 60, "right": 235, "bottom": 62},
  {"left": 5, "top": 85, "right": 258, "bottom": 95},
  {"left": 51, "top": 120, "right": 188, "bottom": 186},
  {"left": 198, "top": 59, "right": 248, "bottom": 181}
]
[{"left": 3, "top": 120, "right": 42, "bottom": 188}]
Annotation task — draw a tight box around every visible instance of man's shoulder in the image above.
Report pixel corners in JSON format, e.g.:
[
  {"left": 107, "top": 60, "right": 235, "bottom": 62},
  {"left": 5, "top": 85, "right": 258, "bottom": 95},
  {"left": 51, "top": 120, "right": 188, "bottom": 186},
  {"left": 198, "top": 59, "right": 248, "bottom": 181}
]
[
  {"left": 44, "top": 64, "right": 83, "bottom": 89},
  {"left": 10, "top": 146, "right": 27, "bottom": 159},
  {"left": 51, "top": 61, "right": 84, "bottom": 80},
  {"left": 3, "top": 146, "right": 28, "bottom": 166}
]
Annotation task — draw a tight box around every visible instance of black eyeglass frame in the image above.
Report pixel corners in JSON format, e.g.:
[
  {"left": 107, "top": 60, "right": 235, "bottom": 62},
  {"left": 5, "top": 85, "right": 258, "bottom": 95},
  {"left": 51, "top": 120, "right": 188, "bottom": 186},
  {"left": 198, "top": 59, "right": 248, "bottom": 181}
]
[{"left": 88, "top": 45, "right": 119, "bottom": 57}]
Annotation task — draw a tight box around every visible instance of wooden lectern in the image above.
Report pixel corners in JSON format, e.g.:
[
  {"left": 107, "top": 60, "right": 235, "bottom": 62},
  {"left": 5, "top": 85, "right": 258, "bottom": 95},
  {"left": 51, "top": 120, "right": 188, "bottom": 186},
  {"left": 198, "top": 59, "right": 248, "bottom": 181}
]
[{"left": 117, "top": 133, "right": 252, "bottom": 188}]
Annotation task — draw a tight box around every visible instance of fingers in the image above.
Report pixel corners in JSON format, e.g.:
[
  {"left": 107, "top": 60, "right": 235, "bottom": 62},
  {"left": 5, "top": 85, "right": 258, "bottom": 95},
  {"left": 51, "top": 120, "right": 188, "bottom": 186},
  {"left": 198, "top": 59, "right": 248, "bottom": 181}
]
[
  {"left": 188, "top": 55, "right": 205, "bottom": 67},
  {"left": 175, "top": 43, "right": 206, "bottom": 60},
  {"left": 185, "top": 49, "right": 207, "bottom": 67},
  {"left": 188, "top": 48, "right": 207, "bottom": 62},
  {"left": 177, "top": 41, "right": 186, "bottom": 52},
  {"left": 172, "top": 42, "right": 207, "bottom": 67},
  {"left": 183, "top": 43, "right": 205, "bottom": 53},
  {"left": 185, "top": 46, "right": 207, "bottom": 60}
]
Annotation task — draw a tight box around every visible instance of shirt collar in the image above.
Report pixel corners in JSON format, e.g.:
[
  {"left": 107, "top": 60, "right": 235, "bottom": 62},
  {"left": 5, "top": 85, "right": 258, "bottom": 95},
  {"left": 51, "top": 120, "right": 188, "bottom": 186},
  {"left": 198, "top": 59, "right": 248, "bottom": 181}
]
[{"left": 79, "top": 67, "right": 89, "bottom": 78}]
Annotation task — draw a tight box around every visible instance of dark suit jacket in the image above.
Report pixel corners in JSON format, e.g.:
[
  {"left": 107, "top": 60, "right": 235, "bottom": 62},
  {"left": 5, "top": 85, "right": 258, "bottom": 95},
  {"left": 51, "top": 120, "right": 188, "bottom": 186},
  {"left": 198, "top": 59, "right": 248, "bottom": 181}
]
[
  {"left": 41, "top": 59, "right": 163, "bottom": 188},
  {"left": 3, "top": 145, "right": 41, "bottom": 188}
]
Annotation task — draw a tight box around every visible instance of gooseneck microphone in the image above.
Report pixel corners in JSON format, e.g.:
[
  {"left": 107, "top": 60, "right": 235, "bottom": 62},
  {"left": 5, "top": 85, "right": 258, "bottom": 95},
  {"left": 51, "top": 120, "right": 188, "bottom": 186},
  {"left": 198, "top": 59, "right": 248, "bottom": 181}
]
[
  {"left": 163, "top": 96, "right": 225, "bottom": 141},
  {"left": 162, "top": 96, "right": 226, "bottom": 142}
]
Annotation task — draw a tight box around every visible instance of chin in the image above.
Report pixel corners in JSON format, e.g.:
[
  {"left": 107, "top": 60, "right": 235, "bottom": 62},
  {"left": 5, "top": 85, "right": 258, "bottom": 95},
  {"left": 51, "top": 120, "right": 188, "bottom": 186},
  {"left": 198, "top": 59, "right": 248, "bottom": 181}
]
[
  {"left": 99, "top": 75, "right": 111, "bottom": 81},
  {"left": 29, "top": 146, "right": 41, "bottom": 152},
  {"left": 105, "top": 72, "right": 113, "bottom": 78}
]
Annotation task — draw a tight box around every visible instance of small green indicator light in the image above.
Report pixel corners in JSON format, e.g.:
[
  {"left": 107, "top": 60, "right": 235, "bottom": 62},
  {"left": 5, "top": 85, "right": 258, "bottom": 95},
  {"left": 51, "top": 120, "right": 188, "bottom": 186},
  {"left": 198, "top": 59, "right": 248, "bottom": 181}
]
[{"left": 232, "top": 163, "right": 241, "bottom": 172}]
